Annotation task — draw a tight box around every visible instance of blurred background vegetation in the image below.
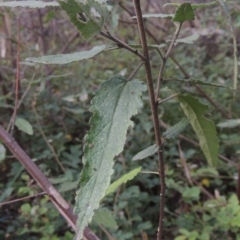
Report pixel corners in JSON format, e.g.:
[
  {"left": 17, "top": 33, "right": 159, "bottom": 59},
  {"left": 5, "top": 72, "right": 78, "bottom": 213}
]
[{"left": 1, "top": 1, "right": 240, "bottom": 239}]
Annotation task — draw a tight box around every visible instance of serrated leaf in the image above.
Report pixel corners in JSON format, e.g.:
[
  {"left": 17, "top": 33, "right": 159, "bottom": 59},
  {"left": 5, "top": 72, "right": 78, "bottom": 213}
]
[
  {"left": 93, "top": 208, "right": 118, "bottom": 229},
  {"left": 60, "top": 0, "right": 114, "bottom": 40},
  {"left": 167, "top": 33, "right": 199, "bottom": 44},
  {"left": 26, "top": 45, "right": 106, "bottom": 64},
  {"left": 217, "top": 119, "right": 240, "bottom": 128},
  {"left": 164, "top": 1, "right": 218, "bottom": 10},
  {"left": 0, "top": 1, "right": 59, "bottom": 8},
  {"left": 0, "top": 144, "right": 6, "bottom": 162},
  {"left": 177, "top": 94, "right": 219, "bottom": 167},
  {"left": 74, "top": 75, "right": 146, "bottom": 240},
  {"left": 15, "top": 118, "right": 33, "bottom": 135},
  {"left": 162, "top": 118, "right": 189, "bottom": 139},
  {"left": 105, "top": 167, "right": 142, "bottom": 195},
  {"left": 172, "top": 3, "right": 195, "bottom": 23},
  {"left": 131, "top": 13, "right": 174, "bottom": 19},
  {"left": 132, "top": 145, "right": 158, "bottom": 161}
]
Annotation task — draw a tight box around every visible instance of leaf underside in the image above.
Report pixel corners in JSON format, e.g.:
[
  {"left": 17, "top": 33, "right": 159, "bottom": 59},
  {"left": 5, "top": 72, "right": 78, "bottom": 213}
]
[
  {"left": 25, "top": 45, "right": 106, "bottom": 64},
  {"left": 177, "top": 94, "right": 219, "bottom": 167},
  {"left": 74, "top": 75, "right": 146, "bottom": 240},
  {"left": 0, "top": 1, "right": 59, "bottom": 8},
  {"left": 132, "top": 145, "right": 158, "bottom": 161}
]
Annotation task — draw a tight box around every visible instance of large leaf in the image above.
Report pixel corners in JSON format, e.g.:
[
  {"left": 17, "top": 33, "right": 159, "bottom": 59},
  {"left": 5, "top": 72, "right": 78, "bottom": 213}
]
[
  {"left": 172, "top": 3, "right": 195, "bottom": 23},
  {"left": 74, "top": 75, "right": 146, "bottom": 240},
  {"left": 105, "top": 167, "right": 142, "bottom": 195},
  {"left": 132, "top": 145, "right": 158, "bottom": 161},
  {"left": 0, "top": 1, "right": 59, "bottom": 8},
  {"left": 60, "top": 0, "right": 114, "bottom": 40},
  {"left": 162, "top": 118, "right": 189, "bottom": 139},
  {"left": 25, "top": 45, "right": 106, "bottom": 64},
  {"left": 177, "top": 94, "right": 219, "bottom": 167}
]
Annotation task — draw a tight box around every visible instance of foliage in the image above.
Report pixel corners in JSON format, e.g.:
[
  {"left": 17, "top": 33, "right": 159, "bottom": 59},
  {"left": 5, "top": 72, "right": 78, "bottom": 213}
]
[{"left": 0, "top": 0, "right": 239, "bottom": 240}]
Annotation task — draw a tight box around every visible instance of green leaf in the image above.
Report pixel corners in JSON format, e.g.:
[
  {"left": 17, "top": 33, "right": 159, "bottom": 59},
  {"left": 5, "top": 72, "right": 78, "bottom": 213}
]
[
  {"left": 131, "top": 13, "right": 174, "bottom": 19},
  {"left": 15, "top": 118, "right": 33, "bottom": 135},
  {"left": 25, "top": 45, "right": 106, "bottom": 64},
  {"left": 60, "top": 0, "right": 114, "bottom": 40},
  {"left": 74, "top": 75, "right": 146, "bottom": 240},
  {"left": 217, "top": 119, "right": 240, "bottom": 128},
  {"left": 0, "top": 1, "right": 59, "bottom": 8},
  {"left": 164, "top": 1, "right": 218, "bottom": 10},
  {"left": 132, "top": 145, "right": 158, "bottom": 161},
  {"left": 217, "top": 0, "right": 238, "bottom": 91},
  {"left": 167, "top": 33, "right": 199, "bottom": 44},
  {"left": 162, "top": 118, "right": 189, "bottom": 139},
  {"left": 105, "top": 167, "right": 142, "bottom": 195},
  {"left": 164, "top": 78, "right": 230, "bottom": 88},
  {"left": 172, "top": 3, "right": 195, "bottom": 23},
  {"left": 177, "top": 94, "right": 219, "bottom": 167},
  {"left": 0, "top": 144, "right": 6, "bottom": 162},
  {"left": 93, "top": 208, "right": 118, "bottom": 229}
]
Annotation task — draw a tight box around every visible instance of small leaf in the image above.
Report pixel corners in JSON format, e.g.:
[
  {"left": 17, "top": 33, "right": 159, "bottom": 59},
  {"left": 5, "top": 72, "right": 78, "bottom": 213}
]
[
  {"left": 0, "top": 1, "right": 59, "bottom": 8},
  {"left": 162, "top": 118, "right": 189, "bottom": 139},
  {"left": 0, "top": 144, "right": 6, "bottom": 162},
  {"left": 177, "top": 94, "right": 219, "bottom": 167},
  {"left": 164, "top": 1, "right": 218, "bottom": 10},
  {"left": 164, "top": 78, "right": 230, "bottom": 88},
  {"left": 132, "top": 145, "right": 158, "bottom": 161},
  {"left": 15, "top": 118, "right": 33, "bottom": 135},
  {"left": 217, "top": 119, "right": 240, "bottom": 128},
  {"left": 167, "top": 33, "right": 199, "bottom": 44},
  {"left": 60, "top": 0, "right": 114, "bottom": 40},
  {"left": 172, "top": 3, "right": 195, "bottom": 23},
  {"left": 131, "top": 13, "right": 174, "bottom": 19},
  {"left": 93, "top": 208, "right": 118, "bottom": 229},
  {"left": 105, "top": 167, "right": 142, "bottom": 195},
  {"left": 74, "top": 75, "right": 146, "bottom": 240},
  {"left": 26, "top": 45, "right": 106, "bottom": 64}
]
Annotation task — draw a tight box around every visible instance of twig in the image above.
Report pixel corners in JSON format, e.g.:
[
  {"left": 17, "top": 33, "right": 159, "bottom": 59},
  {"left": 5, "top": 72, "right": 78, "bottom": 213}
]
[
  {"left": 155, "top": 23, "right": 182, "bottom": 100},
  {"left": 100, "top": 31, "right": 146, "bottom": 60},
  {"left": 127, "top": 61, "right": 144, "bottom": 81},
  {"left": 7, "top": 73, "right": 36, "bottom": 132},
  {"left": 10, "top": 18, "right": 20, "bottom": 136},
  {"left": 32, "top": 102, "right": 66, "bottom": 173},
  {"left": 0, "top": 192, "right": 47, "bottom": 206},
  {"left": 132, "top": 1, "right": 165, "bottom": 239},
  {"left": 158, "top": 93, "right": 179, "bottom": 105},
  {"left": 0, "top": 125, "right": 100, "bottom": 240}
]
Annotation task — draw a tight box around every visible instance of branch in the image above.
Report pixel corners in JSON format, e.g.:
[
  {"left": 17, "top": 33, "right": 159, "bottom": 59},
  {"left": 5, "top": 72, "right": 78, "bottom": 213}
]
[
  {"left": 0, "top": 125, "right": 100, "bottom": 240},
  {"left": 132, "top": 1, "right": 165, "bottom": 239}
]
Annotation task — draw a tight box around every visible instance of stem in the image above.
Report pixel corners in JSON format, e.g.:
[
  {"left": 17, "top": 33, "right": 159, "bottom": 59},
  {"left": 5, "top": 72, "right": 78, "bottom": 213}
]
[
  {"left": 0, "top": 125, "right": 100, "bottom": 240},
  {"left": 32, "top": 101, "right": 66, "bottom": 173},
  {"left": 132, "top": 1, "right": 165, "bottom": 239},
  {"left": 127, "top": 61, "right": 144, "bottom": 81},
  {"left": 155, "top": 23, "right": 182, "bottom": 100},
  {"left": 100, "top": 31, "right": 146, "bottom": 60}
]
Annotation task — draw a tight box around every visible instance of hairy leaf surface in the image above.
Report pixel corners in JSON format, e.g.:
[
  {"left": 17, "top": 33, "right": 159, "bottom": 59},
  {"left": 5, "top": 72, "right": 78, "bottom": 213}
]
[
  {"left": 0, "top": 1, "right": 59, "bottom": 8},
  {"left": 60, "top": 0, "right": 114, "bottom": 40},
  {"left": 74, "top": 75, "right": 146, "bottom": 240},
  {"left": 26, "top": 45, "right": 106, "bottom": 64},
  {"left": 177, "top": 94, "right": 219, "bottom": 167}
]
